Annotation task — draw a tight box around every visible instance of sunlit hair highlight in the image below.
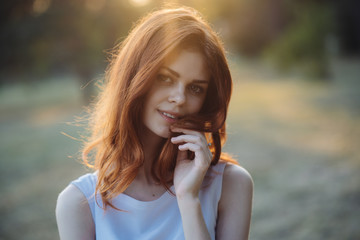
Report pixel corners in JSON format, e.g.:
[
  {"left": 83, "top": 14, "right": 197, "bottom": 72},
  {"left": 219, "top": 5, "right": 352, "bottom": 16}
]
[{"left": 82, "top": 6, "right": 237, "bottom": 210}]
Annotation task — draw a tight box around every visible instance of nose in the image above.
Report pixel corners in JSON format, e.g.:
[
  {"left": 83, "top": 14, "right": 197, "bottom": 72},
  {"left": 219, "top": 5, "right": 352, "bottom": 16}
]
[{"left": 168, "top": 83, "right": 186, "bottom": 105}]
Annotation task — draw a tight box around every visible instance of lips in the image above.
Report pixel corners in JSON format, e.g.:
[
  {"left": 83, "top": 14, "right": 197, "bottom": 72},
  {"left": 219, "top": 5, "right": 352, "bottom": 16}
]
[{"left": 158, "top": 110, "right": 181, "bottom": 123}]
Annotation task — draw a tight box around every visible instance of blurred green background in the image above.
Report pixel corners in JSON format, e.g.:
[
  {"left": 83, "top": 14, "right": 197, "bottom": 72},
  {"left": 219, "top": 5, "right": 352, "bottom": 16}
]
[{"left": 1, "top": 0, "right": 359, "bottom": 239}]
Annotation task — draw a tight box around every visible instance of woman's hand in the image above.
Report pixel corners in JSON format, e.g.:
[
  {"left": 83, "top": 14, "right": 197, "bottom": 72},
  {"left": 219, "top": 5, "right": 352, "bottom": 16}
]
[
  {"left": 170, "top": 126, "right": 213, "bottom": 240},
  {"left": 170, "top": 126, "right": 212, "bottom": 199}
]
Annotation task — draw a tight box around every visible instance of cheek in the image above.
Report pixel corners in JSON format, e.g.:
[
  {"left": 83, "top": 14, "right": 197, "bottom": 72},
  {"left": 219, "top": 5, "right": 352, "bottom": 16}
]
[
  {"left": 143, "top": 88, "right": 164, "bottom": 120},
  {"left": 143, "top": 96, "right": 154, "bottom": 123},
  {"left": 146, "top": 87, "right": 167, "bottom": 103}
]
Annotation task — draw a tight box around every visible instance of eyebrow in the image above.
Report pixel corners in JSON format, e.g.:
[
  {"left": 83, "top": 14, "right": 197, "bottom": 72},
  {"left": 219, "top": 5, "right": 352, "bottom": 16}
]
[{"left": 161, "top": 67, "right": 209, "bottom": 84}]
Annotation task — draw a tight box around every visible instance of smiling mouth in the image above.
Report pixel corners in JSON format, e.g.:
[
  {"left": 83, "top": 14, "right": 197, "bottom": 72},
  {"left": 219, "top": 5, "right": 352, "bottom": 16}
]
[
  {"left": 158, "top": 110, "right": 181, "bottom": 122},
  {"left": 162, "top": 112, "right": 177, "bottom": 119}
]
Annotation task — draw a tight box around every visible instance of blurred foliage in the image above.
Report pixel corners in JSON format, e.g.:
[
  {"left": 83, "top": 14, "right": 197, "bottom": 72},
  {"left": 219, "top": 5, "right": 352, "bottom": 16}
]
[
  {"left": 263, "top": 2, "right": 335, "bottom": 79},
  {"left": 334, "top": 0, "right": 360, "bottom": 55},
  {"left": 221, "top": 0, "right": 290, "bottom": 57},
  {"left": 0, "top": 0, "right": 146, "bottom": 83},
  {"left": 0, "top": 0, "right": 358, "bottom": 84}
]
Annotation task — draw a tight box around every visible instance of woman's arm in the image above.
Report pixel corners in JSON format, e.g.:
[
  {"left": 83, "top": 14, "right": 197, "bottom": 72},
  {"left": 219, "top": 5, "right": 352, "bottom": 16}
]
[
  {"left": 171, "top": 126, "right": 213, "bottom": 240},
  {"left": 177, "top": 194, "right": 211, "bottom": 240},
  {"left": 216, "top": 164, "right": 253, "bottom": 240},
  {"left": 55, "top": 184, "right": 95, "bottom": 240}
]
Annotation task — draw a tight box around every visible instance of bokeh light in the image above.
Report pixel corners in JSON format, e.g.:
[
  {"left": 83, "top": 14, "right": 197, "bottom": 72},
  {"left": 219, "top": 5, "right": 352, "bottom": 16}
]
[
  {"left": 32, "top": 0, "right": 51, "bottom": 16},
  {"left": 128, "top": 0, "right": 152, "bottom": 7}
]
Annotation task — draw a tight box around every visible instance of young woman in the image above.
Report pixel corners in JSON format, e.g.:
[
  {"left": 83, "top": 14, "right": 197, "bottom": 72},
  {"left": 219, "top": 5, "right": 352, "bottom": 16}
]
[{"left": 56, "top": 6, "right": 253, "bottom": 240}]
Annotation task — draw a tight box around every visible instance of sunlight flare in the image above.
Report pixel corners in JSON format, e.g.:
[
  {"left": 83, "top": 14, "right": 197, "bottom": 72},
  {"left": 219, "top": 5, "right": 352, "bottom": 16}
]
[{"left": 128, "top": 0, "right": 151, "bottom": 7}]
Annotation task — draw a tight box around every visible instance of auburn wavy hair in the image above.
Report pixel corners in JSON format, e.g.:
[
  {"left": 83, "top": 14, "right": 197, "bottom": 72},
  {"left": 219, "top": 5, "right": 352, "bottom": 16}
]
[{"left": 82, "top": 6, "right": 237, "bottom": 210}]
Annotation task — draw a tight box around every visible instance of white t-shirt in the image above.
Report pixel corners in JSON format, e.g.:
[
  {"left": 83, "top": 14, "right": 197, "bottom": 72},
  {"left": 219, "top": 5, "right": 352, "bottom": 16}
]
[{"left": 71, "top": 162, "right": 226, "bottom": 240}]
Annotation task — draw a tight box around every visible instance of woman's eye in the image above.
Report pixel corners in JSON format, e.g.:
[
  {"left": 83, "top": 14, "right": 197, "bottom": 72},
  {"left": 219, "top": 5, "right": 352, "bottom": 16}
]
[
  {"left": 188, "top": 84, "right": 204, "bottom": 94},
  {"left": 157, "top": 74, "right": 172, "bottom": 83}
]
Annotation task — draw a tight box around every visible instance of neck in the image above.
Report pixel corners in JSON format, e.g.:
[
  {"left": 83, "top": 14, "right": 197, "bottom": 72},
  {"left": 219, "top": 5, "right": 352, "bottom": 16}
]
[{"left": 123, "top": 126, "right": 169, "bottom": 201}]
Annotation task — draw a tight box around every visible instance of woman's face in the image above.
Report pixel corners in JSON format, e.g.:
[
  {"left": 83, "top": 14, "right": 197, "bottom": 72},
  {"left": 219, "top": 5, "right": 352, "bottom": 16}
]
[{"left": 143, "top": 49, "right": 210, "bottom": 138}]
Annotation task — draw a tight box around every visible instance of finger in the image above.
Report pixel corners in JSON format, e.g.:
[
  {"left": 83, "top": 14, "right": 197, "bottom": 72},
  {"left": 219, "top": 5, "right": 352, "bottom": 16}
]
[
  {"left": 171, "top": 126, "right": 204, "bottom": 137},
  {"left": 176, "top": 147, "right": 188, "bottom": 163},
  {"left": 179, "top": 142, "right": 200, "bottom": 150},
  {"left": 177, "top": 140, "right": 213, "bottom": 161},
  {"left": 171, "top": 134, "right": 204, "bottom": 145},
  {"left": 178, "top": 143, "right": 211, "bottom": 167}
]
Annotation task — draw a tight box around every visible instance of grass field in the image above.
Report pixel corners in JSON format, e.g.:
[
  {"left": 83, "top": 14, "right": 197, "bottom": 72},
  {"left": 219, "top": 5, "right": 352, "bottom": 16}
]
[{"left": 0, "top": 58, "right": 359, "bottom": 239}]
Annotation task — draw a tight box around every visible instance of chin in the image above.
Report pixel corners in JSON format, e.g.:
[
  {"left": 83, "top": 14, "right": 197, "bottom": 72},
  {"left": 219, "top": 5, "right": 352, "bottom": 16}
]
[
  {"left": 144, "top": 124, "right": 171, "bottom": 139},
  {"left": 158, "top": 129, "right": 171, "bottom": 139}
]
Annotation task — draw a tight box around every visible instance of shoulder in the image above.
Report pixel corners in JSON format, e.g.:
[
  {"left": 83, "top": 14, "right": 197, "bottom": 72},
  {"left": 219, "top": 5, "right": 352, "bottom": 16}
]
[
  {"left": 216, "top": 163, "right": 253, "bottom": 239},
  {"left": 223, "top": 163, "right": 253, "bottom": 193},
  {"left": 219, "top": 162, "right": 253, "bottom": 212},
  {"left": 56, "top": 184, "right": 88, "bottom": 211},
  {"left": 56, "top": 184, "right": 93, "bottom": 223},
  {"left": 56, "top": 184, "right": 95, "bottom": 239}
]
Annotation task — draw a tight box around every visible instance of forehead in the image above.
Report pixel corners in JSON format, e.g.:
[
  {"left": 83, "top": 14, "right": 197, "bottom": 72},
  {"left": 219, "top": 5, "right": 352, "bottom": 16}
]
[{"left": 162, "top": 49, "right": 210, "bottom": 81}]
